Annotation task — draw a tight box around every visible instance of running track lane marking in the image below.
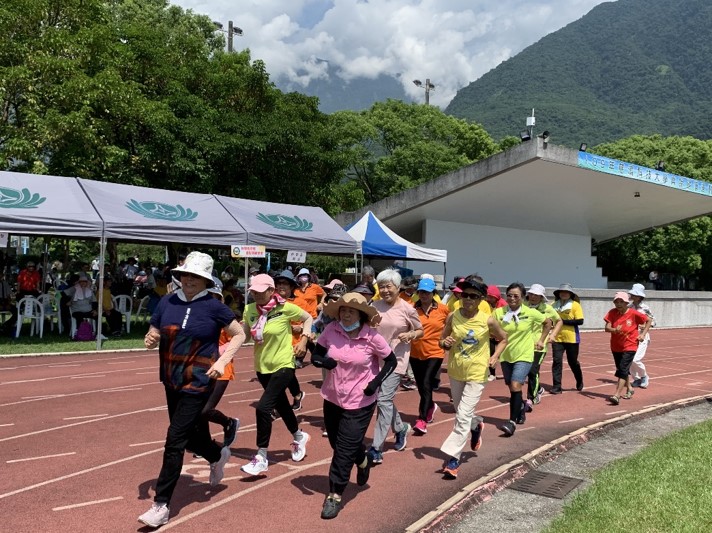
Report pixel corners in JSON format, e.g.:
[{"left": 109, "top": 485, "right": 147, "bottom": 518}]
[
  {"left": 0, "top": 365, "right": 154, "bottom": 385},
  {"left": 63, "top": 414, "right": 108, "bottom": 420},
  {"left": 53, "top": 496, "right": 123, "bottom": 511},
  {"left": 1, "top": 381, "right": 157, "bottom": 407},
  {"left": 559, "top": 418, "right": 585, "bottom": 423},
  {"left": 0, "top": 423, "right": 14, "bottom": 427},
  {"left": 7, "top": 452, "right": 77, "bottom": 463},
  {"left": 70, "top": 375, "right": 106, "bottom": 379}
]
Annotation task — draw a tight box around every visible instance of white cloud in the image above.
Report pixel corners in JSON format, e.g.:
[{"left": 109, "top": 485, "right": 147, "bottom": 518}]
[{"left": 172, "top": 0, "right": 608, "bottom": 107}]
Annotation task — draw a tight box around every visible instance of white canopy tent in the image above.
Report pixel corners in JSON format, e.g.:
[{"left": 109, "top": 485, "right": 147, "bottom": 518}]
[
  {"left": 215, "top": 195, "right": 358, "bottom": 254},
  {"left": 0, "top": 171, "right": 104, "bottom": 238},
  {"left": 1, "top": 172, "right": 358, "bottom": 349}
]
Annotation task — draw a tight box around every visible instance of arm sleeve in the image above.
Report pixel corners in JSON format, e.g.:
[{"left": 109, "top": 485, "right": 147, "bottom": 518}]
[
  {"left": 562, "top": 318, "right": 584, "bottom": 326},
  {"left": 311, "top": 340, "right": 337, "bottom": 369},
  {"left": 364, "top": 352, "right": 397, "bottom": 395}
]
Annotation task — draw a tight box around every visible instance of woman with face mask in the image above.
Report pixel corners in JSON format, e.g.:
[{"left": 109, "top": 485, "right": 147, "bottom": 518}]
[{"left": 311, "top": 292, "right": 396, "bottom": 519}]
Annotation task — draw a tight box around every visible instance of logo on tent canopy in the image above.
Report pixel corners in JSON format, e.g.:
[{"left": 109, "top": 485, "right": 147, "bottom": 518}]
[
  {"left": 125, "top": 200, "right": 198, "bottom": 221},
  {"left": 257, "top": 213, "right": 313, "bottom": 232},
  {"left": 0, "top": 187, "right": 46, "bottom": 209}
]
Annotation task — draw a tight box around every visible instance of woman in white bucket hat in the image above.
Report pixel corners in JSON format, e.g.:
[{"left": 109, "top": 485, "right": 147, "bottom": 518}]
[
  {"left": 628, "top": 283, "right": 656, "bottom": 388},
  {"left": 139, "top": 252, "right": 246, "bottom": 528}
]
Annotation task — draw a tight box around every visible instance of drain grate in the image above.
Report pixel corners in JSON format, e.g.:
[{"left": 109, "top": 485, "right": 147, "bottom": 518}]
[{"left": 508, "top": 471, "right": 584, "bottom": 499}]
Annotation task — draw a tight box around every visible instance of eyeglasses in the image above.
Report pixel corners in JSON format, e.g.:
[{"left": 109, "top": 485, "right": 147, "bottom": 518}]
[{"left": 461, "top": 292, "right": 483, "bottom": 300}]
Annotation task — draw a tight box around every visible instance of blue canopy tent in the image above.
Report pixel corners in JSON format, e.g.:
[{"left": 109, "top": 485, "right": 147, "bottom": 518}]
[{"left": 345, "top": 211, "right": 447, "bottom": 283}]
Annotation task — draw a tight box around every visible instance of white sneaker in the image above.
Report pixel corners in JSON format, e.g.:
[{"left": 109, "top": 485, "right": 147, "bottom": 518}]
[
  {"left": 209, "top": 446, "right": 231, "bottom": 486},
  {"left": 291, "top": 431, "right": 310, "bottom": 462},
  {"left": 138, "top": 502, "right": 169, "bottom": 528},
  {"left": 241, "top": 454, "right": 268, "bottom": 475},
  {"left": 99, "top": 334, "right": 108, "bottom": 341}
]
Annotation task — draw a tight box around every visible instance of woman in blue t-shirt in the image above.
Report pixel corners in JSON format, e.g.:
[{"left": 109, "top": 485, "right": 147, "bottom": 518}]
[{"left": 138, "top": 252, "right": 245, "bottom": 529}]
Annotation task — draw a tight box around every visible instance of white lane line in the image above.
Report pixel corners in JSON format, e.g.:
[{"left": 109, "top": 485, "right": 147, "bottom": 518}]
[
  {"left": 71, "top": 375, "right": 106, "bottom": 379},
  {"left": 21, "top": 395, "right": 62, "bottom": 400},
  {"left": 559, "top": 418, "right": 585, "bottom": 424},
  {"left": 103, "top": 388, "right": 142, "bottom": 392},
  {"left": 7, "top": 452, "right": 76, "bottom": 463},
  {"left": 135, "top": 371, "right": 155, "bottom": 375},
  {"left": 1, "top": 365, "right": 155, "bottom": 386},
  {"left": 107, "top": 361, "right": 136, "bottom": 365},
  {"left": 0, "top": 423, "right": 14, "bottom": 427},
  {"left": 48, "top": 364, "right": 81, "bottom": 368},
  {"left": 63, "top": 414, "right": 108, "bottom": 420},
  {"left": 515, "top": 426, "right": 536, "bottom": 432},
  {"left": 605, "top": 410, "right": 627, "bottom": 415},
  {"left": 53, "top": 496, "right": 123, "bottom": 511},
  {"left": 0, "top": 448, "right": 161, "bottom": 500},
  {"left": 129, "top": 440, "right": 165, "bottom": 447}
]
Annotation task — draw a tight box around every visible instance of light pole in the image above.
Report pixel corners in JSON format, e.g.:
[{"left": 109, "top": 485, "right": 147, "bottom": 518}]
[
  {"left": 213, "top": 20, "right": 243, "bottom": 52},
  {"left": 413, "top": 78, "right": 435, "bottom": 105}
]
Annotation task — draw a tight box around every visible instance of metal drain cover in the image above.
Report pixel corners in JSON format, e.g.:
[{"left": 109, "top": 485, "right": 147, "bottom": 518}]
[{"left": 508, "top": 471, "right": 584, "bottom": 499}]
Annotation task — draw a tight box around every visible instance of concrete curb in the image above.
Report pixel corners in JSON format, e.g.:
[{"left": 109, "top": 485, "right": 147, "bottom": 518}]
[{"left": 407, "top": 394, "right": 712, "bottom": 533}]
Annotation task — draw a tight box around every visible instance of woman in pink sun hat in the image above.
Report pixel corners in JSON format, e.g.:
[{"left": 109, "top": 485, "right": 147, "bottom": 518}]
[{"left": 603, "top": 291, "right": 652, "bottom": 405}]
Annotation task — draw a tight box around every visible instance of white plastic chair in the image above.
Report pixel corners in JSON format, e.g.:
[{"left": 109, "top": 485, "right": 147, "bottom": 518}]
[
  {"left": 112, "top": 294, "right": 133, "bottom": 333},
  {"left": 39, "top": 292, "right": 63, "bottom": 334},
  {"left": 135, "top": 295, "right": 151, "bottom": 324},
  {"left": 15, "top": 297, "right": 44, "bottom": 338}
]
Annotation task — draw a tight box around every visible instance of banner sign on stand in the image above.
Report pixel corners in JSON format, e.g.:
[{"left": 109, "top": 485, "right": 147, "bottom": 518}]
[
  {"left": 287, "top": 250, "right": 307, "bottom": 263},
  {"left": 0, "top": 232, "right": 7, "bottom": 248},
  {"left": 231, "top": 245, "right": 266, "bottom": 258}
]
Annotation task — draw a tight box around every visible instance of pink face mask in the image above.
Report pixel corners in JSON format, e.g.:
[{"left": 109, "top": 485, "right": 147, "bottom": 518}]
[{"left": 298, "top": 275, "right": 310, "bottom": 286}]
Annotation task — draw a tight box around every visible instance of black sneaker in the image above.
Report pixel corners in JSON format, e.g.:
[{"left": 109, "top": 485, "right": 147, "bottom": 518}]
[
  {"left": 291, "top": 392, "right": 305, "bottom": 412},
  {"left": 549, "top": 387, "right": 562, "bottom": 395},
  {"left": 271, "top": 409, "right": 281, "bottom": 420},
  {"left": 356, "top": 458, "right": 371, "bottom": 486},
  {"left": 223, "top": 418, "right": 239, "bottom": 448},
  {"left": 516, "top": 410, "right": 526, "bottom": 425},
  {"left": 576, "top": 380, "right": 584, "bottom": 391},
  {"left": 321, "top": 496, "right": 342, "bottom": 520},
  {"left": 499, "top": 420, "right": 516, "bottom": 436}
]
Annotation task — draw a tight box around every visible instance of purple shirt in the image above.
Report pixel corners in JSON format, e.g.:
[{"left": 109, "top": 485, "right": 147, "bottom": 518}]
[{"left": 316, "top": 321, "right": 392, "bottom": 409}]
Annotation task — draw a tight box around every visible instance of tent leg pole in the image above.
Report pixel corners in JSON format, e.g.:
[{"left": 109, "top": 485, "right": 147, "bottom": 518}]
[{"left": 95, "top": 237, "right": 107, "bottom": 351}]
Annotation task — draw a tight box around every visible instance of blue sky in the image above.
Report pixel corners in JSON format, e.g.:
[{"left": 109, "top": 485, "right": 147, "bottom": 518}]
[{"left": 172, "top": 0, "right": 609, "bottom": 107}]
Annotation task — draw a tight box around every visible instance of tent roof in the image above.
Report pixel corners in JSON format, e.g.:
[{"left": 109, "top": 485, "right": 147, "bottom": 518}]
[
  {"left": 336, "top": 141, "right": 712, "bottom": 244},
  {"left": 78, "top": 179, "right": 247, "bottom": 246},
  {"left": 346, "top": 211, "right": 447, "bottom": 262},
  {"left": 215, "top": 196, "right": 358, "bottom": 254},
  {"left": 0, "top": 171, "right": 103, "bottom": 238}
]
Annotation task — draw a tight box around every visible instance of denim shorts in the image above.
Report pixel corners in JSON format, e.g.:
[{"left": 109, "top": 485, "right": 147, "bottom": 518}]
[{"left": 500, "top": 361, "right": 533, "bottom": 385}]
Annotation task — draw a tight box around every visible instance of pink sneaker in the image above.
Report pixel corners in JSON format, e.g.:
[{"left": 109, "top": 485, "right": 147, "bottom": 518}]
[
  {"left": 413, "top": 419, "right": 427, "bottom": 434},
  {"left": 426, "top": 402, "right": 439, "bottom": 423}
]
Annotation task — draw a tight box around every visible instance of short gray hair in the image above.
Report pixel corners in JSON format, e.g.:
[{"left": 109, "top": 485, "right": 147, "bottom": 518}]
[
  {"left": 376, "top": 268, "right": 401, "bottom": 288},
  {"left": 362, "top": 265, "right": 375, "bottom": 277}
]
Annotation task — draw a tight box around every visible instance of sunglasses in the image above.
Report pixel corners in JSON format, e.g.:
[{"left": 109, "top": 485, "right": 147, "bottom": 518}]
[{"left": 461, "top": 292, "right": 483, "bottom": 300}]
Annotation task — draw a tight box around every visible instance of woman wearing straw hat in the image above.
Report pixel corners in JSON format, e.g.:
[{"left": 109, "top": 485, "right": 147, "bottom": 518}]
[
  {"left": 604, "top": 292, "right": 652, "bottom": 405},
  {"left": 240, "top": 273, "right": 313, "bottom": 476},
  {"left": 312, "top": 292, "right": 397, "bottom": 519},
  {"left": 628, "top": 283, "right": 655, "bottom": 388},
  {"left": 139, "top": 252, "right": 246, "bottom": 529},
  {"left": 550, "top": 283, "right": 585, "bottom": 394}
]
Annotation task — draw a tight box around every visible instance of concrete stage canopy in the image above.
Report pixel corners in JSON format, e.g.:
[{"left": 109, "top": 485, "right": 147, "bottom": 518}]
[{"left": 336, "top": 139, "right": 712, "bottom": 288}]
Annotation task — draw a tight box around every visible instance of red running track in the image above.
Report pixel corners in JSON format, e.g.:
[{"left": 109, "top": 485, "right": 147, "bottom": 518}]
[{"left": 1, "top": 328, "right": 711, "bottom": 532}]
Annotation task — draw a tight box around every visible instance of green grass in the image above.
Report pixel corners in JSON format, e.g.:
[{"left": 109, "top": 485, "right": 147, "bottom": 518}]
[
  {"left": 0, "top": 319, "right": 150, "bottom": 355},
  {"left": 544, "top": 419, "right": 712, "bottom": 533}
]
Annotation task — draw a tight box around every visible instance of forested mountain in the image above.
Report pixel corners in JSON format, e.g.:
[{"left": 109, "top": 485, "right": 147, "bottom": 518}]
[{"left": 445, "top": 0, "right": 712, "bottom": 147}]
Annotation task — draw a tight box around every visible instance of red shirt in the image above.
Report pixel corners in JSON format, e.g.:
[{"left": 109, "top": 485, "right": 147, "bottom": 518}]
[
  {"left": 17, "top": 269, "right": 41, "bottom": 292},
  {"left": 604, "top": 308, "right": 648, "bottom": 352}
]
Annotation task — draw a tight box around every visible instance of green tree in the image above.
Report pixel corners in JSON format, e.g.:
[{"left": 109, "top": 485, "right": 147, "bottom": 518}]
[
  {"left": 331, "top": 100, "right": 501, "bottom": 208},
  {"left": 593, "top": 135, "right": 712, "bottom": 287}
]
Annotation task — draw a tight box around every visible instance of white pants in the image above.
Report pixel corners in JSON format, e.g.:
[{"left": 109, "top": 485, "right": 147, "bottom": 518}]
[
  {"left": 630, "top": 335, "right": 650, "bottom": 379},
  {"left": 440, "top": 378, "right": 485, "bottom": 460}
]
